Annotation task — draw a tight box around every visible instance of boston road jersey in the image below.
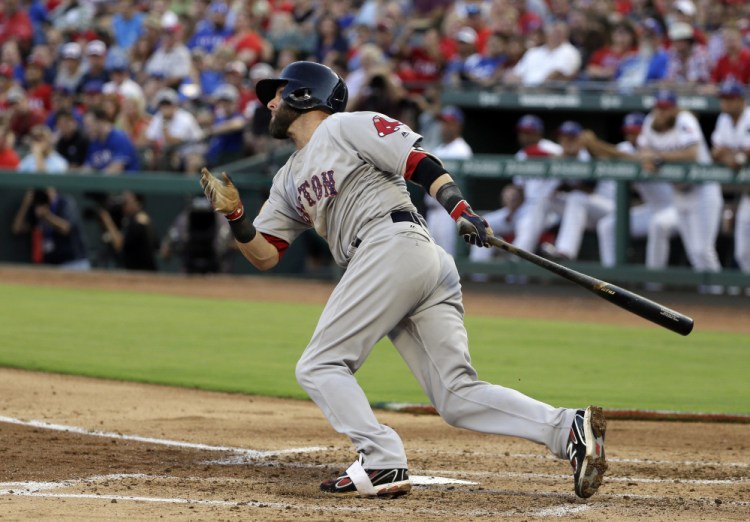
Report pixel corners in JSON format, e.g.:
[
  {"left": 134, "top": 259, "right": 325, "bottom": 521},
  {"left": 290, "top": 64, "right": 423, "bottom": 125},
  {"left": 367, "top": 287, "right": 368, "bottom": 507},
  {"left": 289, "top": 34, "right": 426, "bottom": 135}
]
[{"left": 253, "top": 111, "right": 423, "bottom": 267}]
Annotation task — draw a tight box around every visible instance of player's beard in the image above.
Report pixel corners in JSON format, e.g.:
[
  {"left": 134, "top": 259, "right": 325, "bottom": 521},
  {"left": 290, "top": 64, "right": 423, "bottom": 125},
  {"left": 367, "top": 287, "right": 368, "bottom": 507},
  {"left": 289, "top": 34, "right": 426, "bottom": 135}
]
[{"left": 269, "top": 103, "right": 302, "bottom": 139}]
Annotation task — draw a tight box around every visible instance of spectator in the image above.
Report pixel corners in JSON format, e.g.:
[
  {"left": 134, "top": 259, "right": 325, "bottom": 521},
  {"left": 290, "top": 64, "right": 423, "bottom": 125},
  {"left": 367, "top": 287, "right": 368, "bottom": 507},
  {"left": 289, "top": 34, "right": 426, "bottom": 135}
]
[
  {"left": 443, "top": 26, "right": 479, "bottom": 88},
  {"left": 111, "top": 0, "right": 145, "bottom": 51},
  {"left": 0, "top": 118, "right": 20, "bottom": 169},
  {"left": 115, "top": 94, "right": 151, "bottom": 151},
  {"left": 188, "top": 2, "right": 233, "bottom": 54},
  {"left": 144, "top": 12, "right": 191, "bottom": 89},
  {"left": 314, "top": 13, "right": 349, "bottom": 64},
  {"left": 144, "top": 88, "right": 204, "bottom": 172},
  {"left": 103, "top": 56, "right": 144, "bottom": 106},
  {"left": 223, "top": 8, "right": 271, "bottom": 66},
  {"left": 0, "top": 61, "right": 15, "bottom": 105},
  {"left": 711, "top": 25, "right": 750, "bottom": 86},
  {"left": 6, "top": 87, "right": 46, "bottom": 142},
  {"left": 710, "top": 80, "right": 750, "bottom": 273},
  {"left": 80, "top": 79, "right": 106, "bottom": 111},
  {"left": 55, "top": 109, "right": 89, "bottom": 169},
  {"left": 540, "top": 121, "right": 614, "bottom": 261},
  {"left": 11, "top": 188, "right": 90, "bottom": 270},
  {"left": 18, "top": 124, "right": 68, "bottom": 173},
  {"left": 96, "top": 191, "right": 159, "bottom": 271},
  {"left": 614, "top": 18, "right": 669, "bottom": 91},
  {"left": 510, "top": 114, "right": 563, "bottom": 255},
  {"left": 583, "top": 20, "right": 638, "bottom": 83},
  {"left": 505, "top": 20, "right": 581, "bottom": 86},
  {"left": 424, "top": 106, "right": 473, "bottom": 257},
  {"left": 0, "top": 0, "right": 33, "bottom": 53},
  {"left": 638, "top": 89, "right": 723, "bottom": 277},
  {"left": 395, "top": 25, "right": 445, "bottom": 93},
  {"left": 463, "top": 31, "right": 508, "bottom": 88},
  {"left": 45, "top": 86, "right": 82, "bottom": 129},
  {"left": 23, "top": 54, "right": 52, "bottom": 115},
  {"left": 345, "top": 43, "right": 390, "bottom": 105},
  {"left": 222, "top": 60, "right": 254, "bottom": 113},
  {"left": 83, "top": 107, "right": 140, "bottom": 173},
  {"left": 77, "top": 40, "right": 110, "bottom": 94},
  {"left": 665, "top": 22, "right": 711, "bottom": 88},
  {"left": 204, "top": 83, "right": 246, "bottom": 166},
  {"left": 670, "top": 0, "right": 707, "bottom": 46},
  {"left": 54, "top": 42, "right": 85, "bottom": 92}
]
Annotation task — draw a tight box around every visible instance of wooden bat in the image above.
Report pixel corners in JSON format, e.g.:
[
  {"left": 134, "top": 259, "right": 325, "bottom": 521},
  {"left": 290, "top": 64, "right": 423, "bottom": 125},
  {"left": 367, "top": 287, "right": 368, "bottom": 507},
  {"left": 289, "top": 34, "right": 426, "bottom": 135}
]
[{"left": 486, "top": 236, "right": 694, "bottom": 336}]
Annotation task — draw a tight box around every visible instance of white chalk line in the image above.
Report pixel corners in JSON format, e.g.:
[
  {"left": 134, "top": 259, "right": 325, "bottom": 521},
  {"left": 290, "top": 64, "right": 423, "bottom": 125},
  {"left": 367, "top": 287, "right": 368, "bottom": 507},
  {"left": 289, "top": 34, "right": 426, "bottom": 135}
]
[{"left": 0, "top": 415, "right": 325, "bottom": 457}]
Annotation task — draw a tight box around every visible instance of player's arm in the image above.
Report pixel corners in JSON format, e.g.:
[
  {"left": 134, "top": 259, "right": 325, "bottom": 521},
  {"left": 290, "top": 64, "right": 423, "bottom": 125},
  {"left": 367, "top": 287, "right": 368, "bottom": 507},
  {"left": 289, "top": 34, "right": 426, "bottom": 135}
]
[
  {"left": 200, "top": 167, "right": 280, "bottom": 271},
  {"left": 405, "top": 150, "right": 493, "bottom": 247},
  {"left": 580, "top": 130, "right": 635, "bottom": 159}
]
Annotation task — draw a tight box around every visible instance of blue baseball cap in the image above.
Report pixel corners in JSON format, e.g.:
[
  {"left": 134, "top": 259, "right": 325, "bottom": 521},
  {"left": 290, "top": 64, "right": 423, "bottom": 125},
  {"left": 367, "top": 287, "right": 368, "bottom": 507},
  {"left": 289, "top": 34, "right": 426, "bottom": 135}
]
[
  {"left": 516, "top": 114, "right": 544, "bottom": 133},
  {"left": 622, "top": 112, "right": 645, "bottom": 132},
  {"left": 438, "top": 105, "right": 464, "bottom": 124},
  {"left": 558, "top": 120, "right": 582, "bottom": 137},
  {"left": 641, "top": 18, "right": 663, "bottom": 36},
  {"left": 654, "top": 89, "right": 677, "bottom": 109},
  {"left": 719, "top": 79, "right": 746, "bottom": 99}
]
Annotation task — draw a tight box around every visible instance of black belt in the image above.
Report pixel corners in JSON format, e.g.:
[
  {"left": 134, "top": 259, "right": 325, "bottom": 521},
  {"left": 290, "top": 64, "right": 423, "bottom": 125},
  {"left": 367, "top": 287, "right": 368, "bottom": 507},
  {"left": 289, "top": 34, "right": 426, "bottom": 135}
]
[{"left": 351, "top": 211, "right": 425, "bottom": 248}]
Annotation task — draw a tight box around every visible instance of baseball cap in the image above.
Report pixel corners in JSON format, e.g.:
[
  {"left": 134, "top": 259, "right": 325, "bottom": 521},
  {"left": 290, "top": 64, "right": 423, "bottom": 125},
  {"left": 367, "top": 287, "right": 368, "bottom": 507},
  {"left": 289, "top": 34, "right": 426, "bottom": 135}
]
[
  {"left": 83, "top": 79, "right": 104, "bottom": 94},
  {"left": 209, "top": 2, "right": 229, "bottom": 15},
  {"left": 249, "top": 62, "right": 274, "bottom": 82},
  {"left": 86, "top": 40, "right": 107, "bottom": 56},
  {"left": 654, "top": 89, "right": 678, "bottom": 108},
  {"left": 466, "top": 4, "right": 482, "bottom": 16},
  {"left": 155, "top": 88, "right": 179, "bottom": 105},
  {"left": 719, "top": 79, "right": 746, "bottom": 98},
  {"left": 161, "top": 11, "right": 181, "bottom": 32},
  {"left": 61, "top": 42, "right": 82, "bottom": 60},
  {"left": 6, "top": 87, "right": 25, "bottom": 103},
  {"left": 213, "top": 83, "right": 239, "bottom": 102},
  {"left": 557, "top": 120, "right": 582, "bottom": 137},
  {"left": 673, "top": 0, "right": 696, "bottom": 16},
  {"left": 225, "top": 60, "right": 247, "bottom": 76},
  {"left": 622, "top": 112, "right": 646, "bottom": 132},
  {"left": 107, "top": 55, "right": 129, "bottom": 72},
  {"left": 455, "top": 27, "right": 478, "bottom": 45},
  {"left": 641, "top": 18, "right": 663, "bottom": 36},
  {"left": 438, "top": 105, "right": 464, "bottom": 125},
  {"left": 516, "top": 114, "right": 544, "bottom": 133},
  {"left": 668, "top": 22, "right": 694, "bottom": 41}
]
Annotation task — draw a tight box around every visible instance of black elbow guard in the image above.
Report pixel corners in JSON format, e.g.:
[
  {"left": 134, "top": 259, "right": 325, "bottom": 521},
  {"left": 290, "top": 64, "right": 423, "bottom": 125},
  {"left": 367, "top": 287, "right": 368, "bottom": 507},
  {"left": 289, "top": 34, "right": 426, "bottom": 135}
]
[{"left": 411, "top": 155, "right": 448, "bottom": 191}]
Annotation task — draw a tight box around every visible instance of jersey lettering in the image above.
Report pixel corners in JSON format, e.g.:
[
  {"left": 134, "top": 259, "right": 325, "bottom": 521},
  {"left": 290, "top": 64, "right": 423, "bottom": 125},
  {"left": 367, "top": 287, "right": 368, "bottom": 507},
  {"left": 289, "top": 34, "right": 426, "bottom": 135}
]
[
  {"left": 298, "top": 180, "right": 315, "bottom": 206},
  {"left": 321, "top": 170, "right": 337, "bottom": 196},
  {"left": 296, "top": 171, "right": 338, "bottom": 215},
  {"left": 372, "top": 115, "right": 402, "bottom": 137}
]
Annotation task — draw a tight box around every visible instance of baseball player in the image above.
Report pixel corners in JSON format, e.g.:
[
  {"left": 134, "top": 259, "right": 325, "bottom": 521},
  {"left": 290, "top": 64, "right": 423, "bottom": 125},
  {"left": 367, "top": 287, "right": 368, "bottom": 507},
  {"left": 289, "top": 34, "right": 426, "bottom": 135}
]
[
  {"left": 511, "top": 115, "right": 564, "bottom": 254},
  {"left": 710, "top": 80, "right": 750, "bottom": 274},
  {"left": 637, "top": 89, "right": 723, "bottom": 275},
  {"left": 424, "top": 105, "right": 473, "bottom": 257},
  {"left": 582, "top": 113, "right": 678, "bottom": 269},
  {"left": 200, "top": 61, "right": 607, "bottom": 499}
]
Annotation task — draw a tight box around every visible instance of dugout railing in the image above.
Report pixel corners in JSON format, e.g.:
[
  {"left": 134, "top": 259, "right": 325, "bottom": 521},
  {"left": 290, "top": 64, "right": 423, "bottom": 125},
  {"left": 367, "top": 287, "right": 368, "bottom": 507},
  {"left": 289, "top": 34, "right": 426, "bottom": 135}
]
[{"left": 1, "top": 155, "right": 748, "bottom": 289}]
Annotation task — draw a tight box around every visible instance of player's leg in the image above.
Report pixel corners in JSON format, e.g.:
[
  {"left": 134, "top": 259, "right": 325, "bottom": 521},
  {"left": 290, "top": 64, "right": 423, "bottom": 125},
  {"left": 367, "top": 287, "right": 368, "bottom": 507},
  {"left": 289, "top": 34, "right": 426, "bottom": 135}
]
[
  {"left": 735, "top": 194, "right": 750, "bottom": 272},
  {"left": 646, "top": 206, "right": 678, "bottom": 269},
  {"left": 295, "top": 223, "right": 440, "bottom": 471},
  {"left": 677, "top": 184, "right": 722, "bottom": 272},
  {"left": 513, "top": 199, "right": 552, "bottom": 253}
]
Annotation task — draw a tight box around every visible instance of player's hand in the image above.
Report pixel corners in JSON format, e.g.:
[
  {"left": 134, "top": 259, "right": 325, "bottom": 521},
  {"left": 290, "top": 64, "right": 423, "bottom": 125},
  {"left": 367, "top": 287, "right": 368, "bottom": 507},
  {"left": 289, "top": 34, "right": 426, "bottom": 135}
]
[
  {"left": 456, "top": 207, "right": 493, "bottom": 247},
  {"left": 200, "top": 167, "right": 241, "bottom": 215}
]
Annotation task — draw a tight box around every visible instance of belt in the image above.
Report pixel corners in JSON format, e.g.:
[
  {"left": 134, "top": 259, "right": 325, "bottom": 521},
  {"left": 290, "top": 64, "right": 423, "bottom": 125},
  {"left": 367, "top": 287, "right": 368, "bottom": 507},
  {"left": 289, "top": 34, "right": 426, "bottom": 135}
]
[{"left": 351, "top": 211, "right": 425, "bottom": 248}]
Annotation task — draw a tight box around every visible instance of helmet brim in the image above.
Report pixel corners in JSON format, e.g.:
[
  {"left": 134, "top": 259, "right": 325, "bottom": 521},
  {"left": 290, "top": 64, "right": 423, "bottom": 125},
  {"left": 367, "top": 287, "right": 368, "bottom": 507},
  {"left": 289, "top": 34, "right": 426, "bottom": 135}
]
[{"left": 256, "top": 78, "right": 287, "bottom": 108}]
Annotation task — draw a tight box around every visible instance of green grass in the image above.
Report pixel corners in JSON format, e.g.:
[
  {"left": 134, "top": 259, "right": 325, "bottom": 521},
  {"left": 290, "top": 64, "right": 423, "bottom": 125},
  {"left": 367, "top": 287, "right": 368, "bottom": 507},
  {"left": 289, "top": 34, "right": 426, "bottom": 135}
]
[{"left": 1, "top": 283, "right": 748, "bottom": 414}]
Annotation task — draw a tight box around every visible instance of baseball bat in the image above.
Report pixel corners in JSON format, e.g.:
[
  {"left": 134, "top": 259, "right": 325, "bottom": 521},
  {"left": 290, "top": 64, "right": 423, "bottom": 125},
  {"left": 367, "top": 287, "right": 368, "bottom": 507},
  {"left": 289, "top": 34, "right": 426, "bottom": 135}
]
[{"left": 485, "top": 236, "right": 694, "bottom": 336}]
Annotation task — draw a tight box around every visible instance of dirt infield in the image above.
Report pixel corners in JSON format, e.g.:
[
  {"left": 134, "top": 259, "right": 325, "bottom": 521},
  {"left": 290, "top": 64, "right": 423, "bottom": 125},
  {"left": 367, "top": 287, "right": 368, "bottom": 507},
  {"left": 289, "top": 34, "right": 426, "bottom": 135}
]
[{"left": 1, "top": 266, "right": 749, "bottom": 520}]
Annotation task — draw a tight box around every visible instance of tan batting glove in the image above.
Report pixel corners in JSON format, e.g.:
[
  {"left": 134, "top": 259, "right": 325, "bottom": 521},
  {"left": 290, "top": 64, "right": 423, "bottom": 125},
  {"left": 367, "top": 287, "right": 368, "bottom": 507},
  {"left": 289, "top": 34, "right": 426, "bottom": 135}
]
[{"left": 200, "top": 167, "right": 242, "bottom": 217}]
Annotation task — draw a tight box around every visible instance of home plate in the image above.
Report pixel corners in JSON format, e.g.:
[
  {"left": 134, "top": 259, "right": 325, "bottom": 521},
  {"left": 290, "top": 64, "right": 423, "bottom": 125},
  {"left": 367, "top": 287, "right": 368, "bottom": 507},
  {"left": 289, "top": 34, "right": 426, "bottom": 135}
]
[{"left": 411, "top": 475, "right": 478, "bottom": 486}]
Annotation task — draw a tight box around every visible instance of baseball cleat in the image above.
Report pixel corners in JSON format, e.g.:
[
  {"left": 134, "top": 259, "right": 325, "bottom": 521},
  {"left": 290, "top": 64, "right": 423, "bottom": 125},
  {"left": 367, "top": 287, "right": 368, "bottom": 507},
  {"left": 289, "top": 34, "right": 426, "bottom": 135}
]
[
  {"left": 320, "top": 456, "right": 411, "bottom": 498},
  {"left": 567, "top": 406, "right": 608, "bottom": 498}
]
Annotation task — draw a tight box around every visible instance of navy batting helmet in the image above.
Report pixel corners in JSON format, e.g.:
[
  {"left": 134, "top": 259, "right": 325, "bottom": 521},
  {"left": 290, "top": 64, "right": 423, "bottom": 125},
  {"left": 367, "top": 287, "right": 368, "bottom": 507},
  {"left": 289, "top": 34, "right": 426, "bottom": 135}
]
[{"left": 256, "top": 61, "right": 348, "bottom": 114}]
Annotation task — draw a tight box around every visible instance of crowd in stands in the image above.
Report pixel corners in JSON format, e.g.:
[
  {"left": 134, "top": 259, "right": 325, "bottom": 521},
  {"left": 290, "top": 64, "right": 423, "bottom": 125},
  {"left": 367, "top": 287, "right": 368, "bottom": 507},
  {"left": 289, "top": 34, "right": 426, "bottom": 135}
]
[{"left": 1, "top": 0, "right": 749, "bottom": 285}]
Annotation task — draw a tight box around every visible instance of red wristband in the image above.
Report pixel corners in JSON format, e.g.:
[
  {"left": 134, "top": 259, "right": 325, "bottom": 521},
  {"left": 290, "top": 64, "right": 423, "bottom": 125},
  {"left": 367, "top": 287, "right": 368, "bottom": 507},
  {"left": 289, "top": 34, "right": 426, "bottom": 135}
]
[
  {"left": 225, "top": 203, "right": 244, "bottom": 221},
  {"left": 449, "top": 200, "right": 469, "bottom": 221}
]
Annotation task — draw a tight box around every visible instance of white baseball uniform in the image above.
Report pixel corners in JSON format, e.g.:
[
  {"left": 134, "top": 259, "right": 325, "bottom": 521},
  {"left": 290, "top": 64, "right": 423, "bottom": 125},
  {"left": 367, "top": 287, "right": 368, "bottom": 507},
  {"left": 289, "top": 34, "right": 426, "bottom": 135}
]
[
  {"left": 253, "top": 111, "right": 576, "bottom": 469},
  {"left": 597, "top": 141, "right": 678, "bottom": 268},
  {"left": 711, "top": 107, "right": 750, "bottom": 273},
  {"left": 637, "top": 110, "right": 723, "bottom": 272},
  {"left": 424, "top": 136, "right": 473, "bottom": 257},
  {"left": 512, "top": 139, "right": 564, "bottom": 253}
]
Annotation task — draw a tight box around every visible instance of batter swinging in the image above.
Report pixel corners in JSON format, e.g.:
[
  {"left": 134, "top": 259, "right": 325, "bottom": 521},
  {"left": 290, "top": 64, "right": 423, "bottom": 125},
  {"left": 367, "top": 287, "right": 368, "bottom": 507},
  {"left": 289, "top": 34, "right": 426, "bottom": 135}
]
[{"left": 200, "top": 61, "right": 607, "bottom": 499}]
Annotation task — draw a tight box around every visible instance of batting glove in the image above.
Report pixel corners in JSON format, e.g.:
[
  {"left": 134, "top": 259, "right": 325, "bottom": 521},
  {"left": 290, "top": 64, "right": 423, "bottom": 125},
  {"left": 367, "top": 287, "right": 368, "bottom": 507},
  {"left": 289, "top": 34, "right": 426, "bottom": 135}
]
[{"left": 452, "top": 201, "right": 493, "bottom": 247}]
